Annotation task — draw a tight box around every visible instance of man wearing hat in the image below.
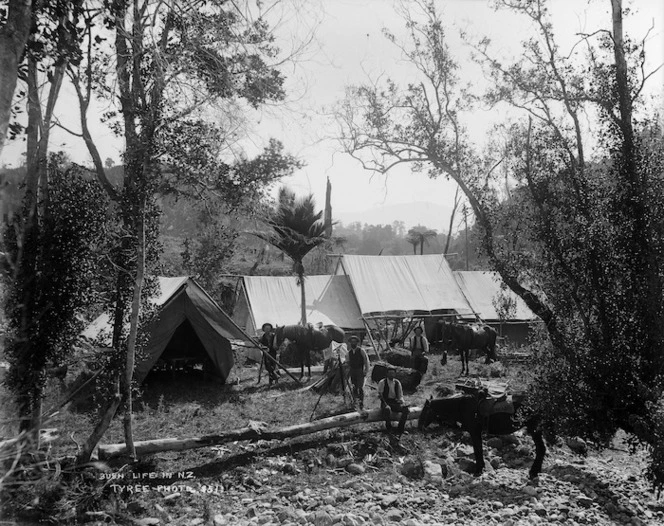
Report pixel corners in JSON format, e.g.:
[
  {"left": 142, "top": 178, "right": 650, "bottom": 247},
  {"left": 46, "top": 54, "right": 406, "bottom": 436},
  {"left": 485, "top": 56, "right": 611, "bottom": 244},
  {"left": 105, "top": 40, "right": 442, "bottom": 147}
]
[
  {"left": 259, "top": 323, "right": 280, "bottom": 385},
  {"left": 377, "top": 366, "right": 410, "bottom": 434},
  {"left": 409, "top": 326, "right": 429, "bottom": 373},
  {"left": 346, "top": 335, "right": 370, "bottom": 410}
]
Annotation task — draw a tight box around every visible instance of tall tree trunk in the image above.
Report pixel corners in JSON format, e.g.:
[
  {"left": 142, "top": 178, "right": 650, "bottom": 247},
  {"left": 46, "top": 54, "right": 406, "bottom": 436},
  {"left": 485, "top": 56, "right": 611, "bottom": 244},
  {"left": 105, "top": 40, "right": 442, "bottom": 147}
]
[
  {"left": 610, "top": 0, "right": 664, "bottom": 380},
  {"left": 123, "top": 205, "right": 145, "bottom": 460},
  {"left": 0, "top": 0, "right": 33, "bottom": 159},
  {"left": 15, "top": 56, "right": 43, "bottom": 434},
  {"left": 419, "top": 238, "right": 424, "bottom": 255},
  {"left": 324, "top": 177, "right": 332, "bottom": 237},
  {"left": 444, "top": 187, "right": 461, "bottom": 255},
  {"left": 299, "top": 265, "right": 307, "bottom": 325}
]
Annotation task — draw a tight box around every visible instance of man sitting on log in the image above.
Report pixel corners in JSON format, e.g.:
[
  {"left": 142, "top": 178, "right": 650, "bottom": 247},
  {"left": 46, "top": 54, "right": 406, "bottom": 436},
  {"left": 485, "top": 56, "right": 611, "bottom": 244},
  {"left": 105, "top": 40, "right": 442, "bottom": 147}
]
[
  {"left": 377, "top": 366, "right": 410, "bottom": 435},
  {"left": 409, "top": 326, "right": 429, "bottom": 373},
  {"left": 347, "top": 335, "right": 370, "bottom": 410}
]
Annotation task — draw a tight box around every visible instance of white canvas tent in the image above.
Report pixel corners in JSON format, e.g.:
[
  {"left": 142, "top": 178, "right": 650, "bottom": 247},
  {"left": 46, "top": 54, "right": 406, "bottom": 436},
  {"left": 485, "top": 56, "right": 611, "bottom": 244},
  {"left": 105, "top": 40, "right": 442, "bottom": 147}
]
[
  {"left": 453, "top": 271, "right": 537, "bottom": 322},
  {"left": 453, "top": 271, "right": 539, "bottom": 345},
  {"left": 82, "top": 276, "right": 250, "bottom": 383},
  {"left": 334, "top": 254, "right": 472, "bottom": 316},
  {"left": 333, "top": 254, "right": 476, "bottom": 348},
  {"left": 233, "top": 275, "right": 364, "bottom": 335}
]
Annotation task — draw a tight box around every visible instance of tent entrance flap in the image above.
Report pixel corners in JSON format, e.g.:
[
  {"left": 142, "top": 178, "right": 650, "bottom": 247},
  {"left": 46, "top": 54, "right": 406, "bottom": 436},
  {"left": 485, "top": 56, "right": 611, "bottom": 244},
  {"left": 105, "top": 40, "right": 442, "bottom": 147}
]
[{"left": 160, "top": 319, "right": 211, "bottom": 365}]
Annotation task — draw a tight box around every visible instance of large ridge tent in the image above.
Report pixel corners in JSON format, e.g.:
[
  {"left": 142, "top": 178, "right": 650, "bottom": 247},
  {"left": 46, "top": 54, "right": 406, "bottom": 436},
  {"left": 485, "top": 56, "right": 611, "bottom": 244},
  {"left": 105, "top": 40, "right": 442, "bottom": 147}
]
[
  {"left": 334, "top": 254, "right": 472, "bottom": 316},
  {"left": 453, "top": 270, "right": 539, "bottom": 346},
  {"left": 233, "top": 275, "right": 364, "bottom": 334},
  {"left": 334, "top": 254, "right": 475, "bottom": 346},
  {"left": 82, "top": 276, "right": 250, "bottom": 383}
]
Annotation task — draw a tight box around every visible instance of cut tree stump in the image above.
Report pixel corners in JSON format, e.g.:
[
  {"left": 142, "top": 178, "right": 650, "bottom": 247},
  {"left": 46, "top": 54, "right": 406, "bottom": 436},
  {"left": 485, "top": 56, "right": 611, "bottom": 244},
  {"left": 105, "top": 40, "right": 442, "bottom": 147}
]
[
  {"left": 371, "top": 362, "right": 423, "bottom": 392},
  {"left": 383, "top": 348, "right": 429, "bottom": 374},
  {"left": 97, "top": 406, "right": 422, "bottom": 460}
]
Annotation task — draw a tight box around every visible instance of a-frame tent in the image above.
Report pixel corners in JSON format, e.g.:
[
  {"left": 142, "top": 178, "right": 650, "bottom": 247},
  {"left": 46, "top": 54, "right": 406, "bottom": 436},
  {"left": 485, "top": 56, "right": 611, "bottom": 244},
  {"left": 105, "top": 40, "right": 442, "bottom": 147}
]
[
  {"left": 333, "top": 254, "right": 475, "bottom": 348},
  {"left": 233, "top": 275, "right": 364, "bottom": 335},
  {"left": 82, "top": 276, "right": 250, "bottom": 383}
]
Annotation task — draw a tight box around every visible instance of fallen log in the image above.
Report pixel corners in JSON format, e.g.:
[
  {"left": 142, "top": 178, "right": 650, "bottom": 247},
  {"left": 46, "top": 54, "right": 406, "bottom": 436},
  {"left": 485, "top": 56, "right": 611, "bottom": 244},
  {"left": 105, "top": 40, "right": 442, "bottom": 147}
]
[{"left": 98, "top": 406, "right": 422, "bottom": 460}]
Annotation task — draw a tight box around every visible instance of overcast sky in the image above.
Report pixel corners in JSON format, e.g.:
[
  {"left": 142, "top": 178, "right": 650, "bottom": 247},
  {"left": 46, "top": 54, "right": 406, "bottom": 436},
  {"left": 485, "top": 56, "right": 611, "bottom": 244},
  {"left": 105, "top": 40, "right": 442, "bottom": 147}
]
[{"left": 3, "top": 0, "right": 663, "bottom": 231}]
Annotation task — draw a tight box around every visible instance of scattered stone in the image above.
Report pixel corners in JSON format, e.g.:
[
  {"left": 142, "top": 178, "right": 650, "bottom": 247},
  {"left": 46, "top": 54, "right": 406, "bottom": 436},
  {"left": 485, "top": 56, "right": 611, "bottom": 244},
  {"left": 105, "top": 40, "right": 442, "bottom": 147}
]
[
  {"left": 342, "top": 513, "right": 361, "bottom": 526},
  {"left": 501, "top": 434, "right": 520, "bottom": 446},
  {"left": 401, "top": 457, "right": 424, "bottom": 479},
  {"left": 422, "top": 460, "right": 442, "bottom": 481},
  {"left": 135, "top": 519, "right": 160, "bottom": 526},
  {"left": 310, "top": 510, "right": 333, "bottom": 526},
  {"left": 456, "top": 457, "right": 476, "bottom": 473},
  {"left": 128, "top": 502, "right": 147, "bottom": 515},
  {"left": 276, "top": 509, "right": 298, "bottom": 522},
  {"left": 385, "top": 509, "right": 404, "bottom": 522},
  {"left": 516, "top": 445, "right": 532, "bottom": 457},
  {"left": 567, "top": 437, "right": 588, "bottom": 455},
  {"left": 448, "top": 484, "right": 465, "bottom": 498},
  {"left": 522, "top": 486, "right": 538, "bottom": 497},
  {"left": 455, "top": 445, "right": 474, "bottom": 458},
  {"left": 577, "top": 496, "right": 594, "bottom": 508},
  {"left": 346, "top": 463, "right": 365, "bottom": 475},
  {"left": 486, "top": 437, "right": 503, "bottom": 449},
  {"left": 213, "top": 515, "right": 227, "bottom": 526}
]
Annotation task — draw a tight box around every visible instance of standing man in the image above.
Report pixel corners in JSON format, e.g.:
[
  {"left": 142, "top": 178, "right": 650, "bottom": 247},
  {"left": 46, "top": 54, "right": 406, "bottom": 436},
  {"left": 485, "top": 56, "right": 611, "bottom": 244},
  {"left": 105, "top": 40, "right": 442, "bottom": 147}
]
[
  {"left": 259, "top": 323, "right": 280, "bottom": 386},
  {"left": 347, "top": 335, "right": 370, "bottom": 410},
  {"left": 409, "top": 326, "right": 429, "bottom": 373},
  {"left": 377, "top": 366, "right": 410, "bottom": 435}
]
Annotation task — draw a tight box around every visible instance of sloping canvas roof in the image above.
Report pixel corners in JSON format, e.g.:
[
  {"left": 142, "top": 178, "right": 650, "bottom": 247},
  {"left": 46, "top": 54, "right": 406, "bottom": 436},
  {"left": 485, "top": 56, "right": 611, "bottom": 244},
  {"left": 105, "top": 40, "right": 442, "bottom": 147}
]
[
  {"left": 236, "top": 275, "right": 364, "bottom": 333},
  {"left": 82, "top": 276, "right": 249, "bottom": 383},
  {"left": 453, "top": 271, "right": 537, "bottom": 321},
  {"left": 335, "top": 254, "right": 472, "bottom": 316}
]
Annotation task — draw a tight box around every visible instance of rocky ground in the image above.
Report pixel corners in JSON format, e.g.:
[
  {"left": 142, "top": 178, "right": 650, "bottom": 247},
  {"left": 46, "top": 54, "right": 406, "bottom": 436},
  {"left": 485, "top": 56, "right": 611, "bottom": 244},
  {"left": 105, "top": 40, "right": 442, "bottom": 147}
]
[
  {"left": 6, "top": 356, "right": 664, "bottom": 525},
  {"left": 95, "top": 424, "right": 663, "bottom": 526}
]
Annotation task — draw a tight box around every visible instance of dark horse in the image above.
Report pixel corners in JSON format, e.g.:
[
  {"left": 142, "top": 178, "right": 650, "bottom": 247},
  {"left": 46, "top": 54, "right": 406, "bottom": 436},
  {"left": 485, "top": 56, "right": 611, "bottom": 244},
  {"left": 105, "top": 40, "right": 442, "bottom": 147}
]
[
  {"left": 275, "top": 324, "right": 345, "bottom": 379},
  {"left": 440, "top": 322, "right": 498, "bottom": 375},
  {"left": 418, "top": 389, "right": 545, "bottom": 479}
]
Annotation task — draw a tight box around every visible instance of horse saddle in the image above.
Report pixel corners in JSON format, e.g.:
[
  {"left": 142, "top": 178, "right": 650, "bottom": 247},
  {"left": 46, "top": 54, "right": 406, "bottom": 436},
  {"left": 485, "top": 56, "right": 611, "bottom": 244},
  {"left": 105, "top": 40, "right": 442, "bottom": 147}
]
[{"left": 477, "top": 392, "right": 515, "bottom": 418}]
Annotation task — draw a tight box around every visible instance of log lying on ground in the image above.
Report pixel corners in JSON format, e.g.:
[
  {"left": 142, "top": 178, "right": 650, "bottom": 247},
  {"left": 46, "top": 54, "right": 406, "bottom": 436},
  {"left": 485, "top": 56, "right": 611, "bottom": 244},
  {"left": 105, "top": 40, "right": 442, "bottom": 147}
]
[
  {"left": 98, "top": 406, "right": 422, "bottom": 460},
  {"left": 383, "top": 348, "right": 429, "bottom": 374},
  {"left": 371, "top": 362, "right": 422, "bottom": 392}
]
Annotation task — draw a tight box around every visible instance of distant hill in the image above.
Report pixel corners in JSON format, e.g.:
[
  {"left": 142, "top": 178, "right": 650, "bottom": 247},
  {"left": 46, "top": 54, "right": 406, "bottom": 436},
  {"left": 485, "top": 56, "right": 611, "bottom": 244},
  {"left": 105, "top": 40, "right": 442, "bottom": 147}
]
[{"left": 335, "top": 201, "right": 454, "bottom": 231}]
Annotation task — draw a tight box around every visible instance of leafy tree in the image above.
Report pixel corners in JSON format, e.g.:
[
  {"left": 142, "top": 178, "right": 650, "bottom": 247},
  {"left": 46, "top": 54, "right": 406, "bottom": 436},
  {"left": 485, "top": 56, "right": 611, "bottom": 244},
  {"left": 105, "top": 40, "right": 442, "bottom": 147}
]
[
  {"left": 338, "top": 0, "right": 664, "bottom": 487},
  {"left": 2, "top": 156, "right": 108, "bottom": 432},
  {"left": 64, "top": 0, "right": 298, "bottom": 462},
  {"left": 254, "top": 187, "right": 328, "bottom": 325},
  {"left": 405, "top": 231, "right": 419, "bottom": 255},
  {"left": 1, "top": 1, "right": 89, "bottom": 439},
  {"left": 406, "top": 226, "right": 438, "bottom": 255},
  {"left": 0, "top": 0, "right": 33, "bottom": 158}
]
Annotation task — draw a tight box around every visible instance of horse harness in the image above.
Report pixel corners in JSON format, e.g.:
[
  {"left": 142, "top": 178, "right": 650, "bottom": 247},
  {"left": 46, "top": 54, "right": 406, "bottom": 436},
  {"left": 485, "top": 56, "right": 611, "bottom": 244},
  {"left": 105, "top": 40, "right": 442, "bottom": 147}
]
[{"left": 474, "top": 390, "right": 516, "bottom": 433}]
